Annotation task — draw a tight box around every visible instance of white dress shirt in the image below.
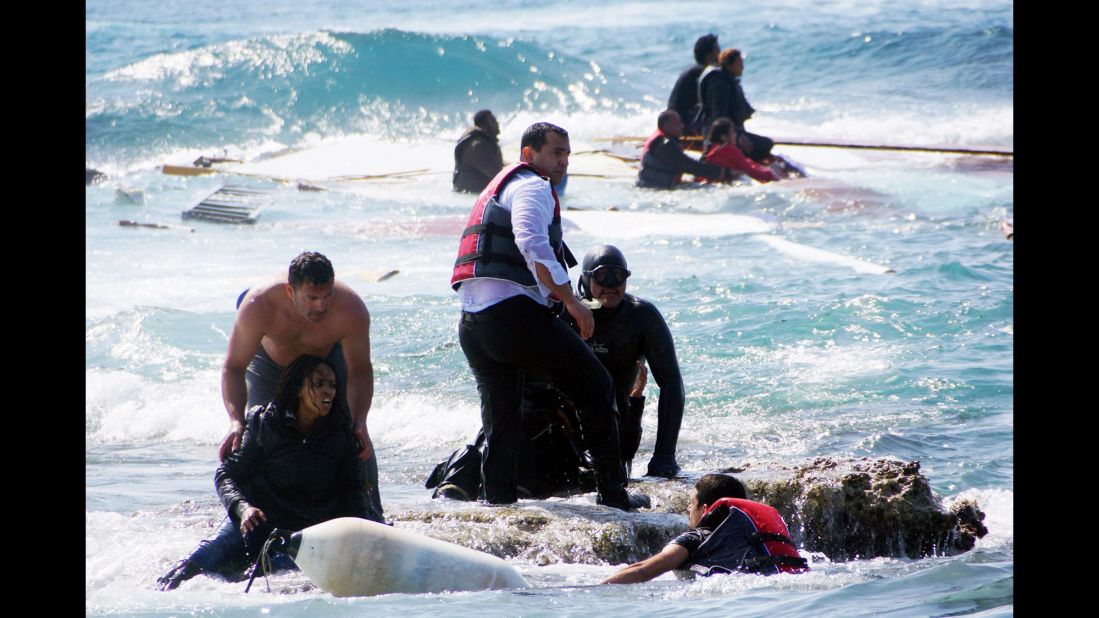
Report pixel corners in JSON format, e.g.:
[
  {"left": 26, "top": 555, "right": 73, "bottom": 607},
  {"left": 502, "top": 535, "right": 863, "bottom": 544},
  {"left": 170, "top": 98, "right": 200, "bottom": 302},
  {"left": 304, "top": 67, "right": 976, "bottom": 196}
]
[{"left": 458, "top": 169, "right": 571, "bottom": 312}]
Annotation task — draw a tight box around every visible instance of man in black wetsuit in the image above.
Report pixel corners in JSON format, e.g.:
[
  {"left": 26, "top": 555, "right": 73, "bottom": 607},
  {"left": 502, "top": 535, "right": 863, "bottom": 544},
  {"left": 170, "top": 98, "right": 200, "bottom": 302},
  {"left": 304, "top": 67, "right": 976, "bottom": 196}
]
[
  {"left": 667, "top": 34, "right": 719, "bottom": 136},
  {"left": 572, "top": 244, "right": 684, "bottom": 477},
  {"left": 696, "top": 48, "right": 774, "bottom": 162},
  {"left": 637, "top": 109, "right": 727, "bottom": 189},
  {"left": 453, "top": 109, "right": 505, "bottom": 193}
]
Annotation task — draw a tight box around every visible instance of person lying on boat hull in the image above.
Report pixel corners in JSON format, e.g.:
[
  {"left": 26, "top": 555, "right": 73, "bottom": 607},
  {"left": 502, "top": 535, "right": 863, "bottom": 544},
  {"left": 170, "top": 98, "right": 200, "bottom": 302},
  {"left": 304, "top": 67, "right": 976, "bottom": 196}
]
[{"left": 601, "top": 473, "right": 809, "bottom": 584}]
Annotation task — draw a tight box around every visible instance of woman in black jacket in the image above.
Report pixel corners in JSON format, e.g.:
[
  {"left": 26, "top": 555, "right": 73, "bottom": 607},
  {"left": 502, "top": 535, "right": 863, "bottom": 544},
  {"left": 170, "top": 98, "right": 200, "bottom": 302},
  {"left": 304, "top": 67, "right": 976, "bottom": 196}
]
[{"left": 157, "top": 354, "right": 372, "bottom": 590}]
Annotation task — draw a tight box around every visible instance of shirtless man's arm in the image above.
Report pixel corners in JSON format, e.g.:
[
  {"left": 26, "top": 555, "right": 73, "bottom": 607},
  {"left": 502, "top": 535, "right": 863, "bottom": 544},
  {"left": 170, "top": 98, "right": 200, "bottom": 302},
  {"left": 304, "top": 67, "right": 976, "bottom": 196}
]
[
  {"left": 339, "top": 292, "right": 375, "bottom": 459},
  {"left": 219, "top": 289, "right": 269, "bottom": 461}
]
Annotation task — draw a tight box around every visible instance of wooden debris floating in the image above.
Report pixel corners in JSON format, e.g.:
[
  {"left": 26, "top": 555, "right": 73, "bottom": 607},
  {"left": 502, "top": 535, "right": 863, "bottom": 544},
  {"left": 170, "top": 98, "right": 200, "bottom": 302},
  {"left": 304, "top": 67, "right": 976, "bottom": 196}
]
[{"left": 182, "top": 184, "right": 270, "bottom": 224}]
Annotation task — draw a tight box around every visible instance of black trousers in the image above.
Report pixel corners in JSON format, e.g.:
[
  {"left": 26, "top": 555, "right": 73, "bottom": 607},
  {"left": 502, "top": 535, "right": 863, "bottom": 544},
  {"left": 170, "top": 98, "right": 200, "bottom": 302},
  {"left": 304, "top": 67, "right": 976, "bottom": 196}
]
[{"left": 459, "top": 295, "right": 626, "bottom": 503}]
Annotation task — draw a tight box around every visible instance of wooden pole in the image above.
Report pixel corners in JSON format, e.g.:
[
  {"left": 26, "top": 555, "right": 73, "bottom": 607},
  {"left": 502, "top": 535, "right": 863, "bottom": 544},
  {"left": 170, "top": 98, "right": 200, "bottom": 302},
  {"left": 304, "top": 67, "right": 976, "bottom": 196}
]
[{"left": 592, "top": 136, "right": 1012, "bottom": 157}]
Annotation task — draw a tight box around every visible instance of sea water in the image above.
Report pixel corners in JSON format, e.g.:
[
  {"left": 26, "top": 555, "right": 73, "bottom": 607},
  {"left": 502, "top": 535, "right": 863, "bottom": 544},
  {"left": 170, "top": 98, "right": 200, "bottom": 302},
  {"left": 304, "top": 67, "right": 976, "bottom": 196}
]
[{"left": 86, "top": 0, "right": 1013, "bottom": 615}]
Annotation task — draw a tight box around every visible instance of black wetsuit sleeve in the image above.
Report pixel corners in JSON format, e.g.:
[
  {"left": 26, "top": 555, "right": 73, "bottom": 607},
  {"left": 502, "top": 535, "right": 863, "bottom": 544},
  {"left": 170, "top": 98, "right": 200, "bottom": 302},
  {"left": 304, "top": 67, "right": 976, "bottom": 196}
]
[
  {"left": 652, "top": 138, "right": 724, "bottom": 181},
  {"left": 641, "top": 306, "right": 685, "bottom": 476},
  {"left": 215, "top": 407, "right": 264, "bottom": 520}
]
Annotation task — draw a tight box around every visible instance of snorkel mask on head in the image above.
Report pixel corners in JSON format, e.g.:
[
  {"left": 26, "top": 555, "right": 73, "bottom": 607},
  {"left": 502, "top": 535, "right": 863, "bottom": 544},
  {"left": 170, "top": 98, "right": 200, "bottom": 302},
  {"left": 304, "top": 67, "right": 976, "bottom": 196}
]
[{"left": 578, "top": 244, "right": 631, "bottom": 300}]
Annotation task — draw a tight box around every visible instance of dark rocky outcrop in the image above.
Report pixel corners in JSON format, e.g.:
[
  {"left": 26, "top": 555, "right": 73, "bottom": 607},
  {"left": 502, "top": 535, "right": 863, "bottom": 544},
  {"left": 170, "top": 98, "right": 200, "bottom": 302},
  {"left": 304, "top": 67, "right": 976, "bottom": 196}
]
[
  {"left": 737, "top": 457, "right": 988, "bottom": 561},
  {"left": 390, "top": 457, "right": 986, "bottom": 566}
]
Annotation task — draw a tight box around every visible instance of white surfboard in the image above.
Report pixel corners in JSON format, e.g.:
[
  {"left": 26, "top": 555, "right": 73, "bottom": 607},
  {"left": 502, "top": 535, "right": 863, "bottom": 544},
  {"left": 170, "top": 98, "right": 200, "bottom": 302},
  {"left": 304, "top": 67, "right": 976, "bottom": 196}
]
[{"left": 284, "top": 517, "right": 529, "bottom": 597}]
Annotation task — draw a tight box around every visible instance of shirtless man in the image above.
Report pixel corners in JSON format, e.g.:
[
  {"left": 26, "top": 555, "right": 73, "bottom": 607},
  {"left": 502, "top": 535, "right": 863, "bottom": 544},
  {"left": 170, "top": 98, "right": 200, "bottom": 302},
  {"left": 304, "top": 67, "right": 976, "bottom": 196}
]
[{"left": 219, "top": 251, "right": 384, "bottom": 521}]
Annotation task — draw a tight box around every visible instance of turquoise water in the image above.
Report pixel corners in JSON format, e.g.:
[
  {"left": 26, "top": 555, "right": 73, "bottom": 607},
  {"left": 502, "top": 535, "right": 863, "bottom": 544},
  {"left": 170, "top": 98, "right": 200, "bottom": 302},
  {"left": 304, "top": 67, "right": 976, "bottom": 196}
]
[{"left": 86, "top": 1, "right": 1013, "bottom": 615}]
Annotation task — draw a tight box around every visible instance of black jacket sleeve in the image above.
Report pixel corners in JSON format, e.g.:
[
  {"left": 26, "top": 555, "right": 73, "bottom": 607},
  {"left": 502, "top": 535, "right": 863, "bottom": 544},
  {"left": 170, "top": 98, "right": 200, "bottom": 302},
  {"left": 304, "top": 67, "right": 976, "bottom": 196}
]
[
  {"left": 215, "top": 406, "right": 265, "bottom": 520},
  {"left": 730, "top": 80, "right": 755, "bottom": 129}
]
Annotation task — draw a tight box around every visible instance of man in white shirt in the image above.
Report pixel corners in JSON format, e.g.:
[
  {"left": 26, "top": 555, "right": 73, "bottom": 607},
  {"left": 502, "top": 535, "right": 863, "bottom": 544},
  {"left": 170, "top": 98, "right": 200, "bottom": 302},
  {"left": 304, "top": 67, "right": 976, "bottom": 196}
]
[{"left": 450, "top": 122, "right": 647, "bottom": 511}]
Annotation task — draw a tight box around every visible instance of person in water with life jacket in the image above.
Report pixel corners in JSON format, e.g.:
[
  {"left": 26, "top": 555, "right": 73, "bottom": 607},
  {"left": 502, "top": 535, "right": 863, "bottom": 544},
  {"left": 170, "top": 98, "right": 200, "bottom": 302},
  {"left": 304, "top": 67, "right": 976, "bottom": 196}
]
[
  {"left": 601, "top": 473, "right": 809, "bottom": 584},
  {"left": 157, "top": 354, "right": 376, "bottom": 591}
]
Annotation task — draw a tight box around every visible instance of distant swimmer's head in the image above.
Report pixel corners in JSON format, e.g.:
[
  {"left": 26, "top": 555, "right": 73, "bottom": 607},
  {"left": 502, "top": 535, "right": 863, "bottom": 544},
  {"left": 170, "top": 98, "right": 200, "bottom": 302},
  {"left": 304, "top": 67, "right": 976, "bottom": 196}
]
[
  {"left": 719, "top": 48, "right": 744, "bottom": 76},
  {"left": 521, "top": 122, "right": 570, "bottom": 186},
  {"left": 690, "top": 473, "right": 748, "bottom": 528},
  {"left": 274, "top": 354, "right": 339, "bottom": 423},
  {"left": 287, "top": 251, "right": 335, "bottom": 323},
  {"left": 579, "top": 244, "right": 630, "bottom": 309},
  {"left": 657, "top": 109, "right": 685, "bottom": 139},
  {"left": 694, "top": 34, "right": 720, "bottom": 65},
  {"left": 473, "top": 109, "right": 500, "bottom": 138}
]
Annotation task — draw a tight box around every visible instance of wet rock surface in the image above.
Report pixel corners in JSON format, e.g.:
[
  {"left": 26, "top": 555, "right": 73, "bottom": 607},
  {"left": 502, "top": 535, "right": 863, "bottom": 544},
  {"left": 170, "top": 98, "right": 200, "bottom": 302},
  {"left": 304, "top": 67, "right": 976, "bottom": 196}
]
[
  {"left": 738, "top": 457, "right": 989, "bottom": 561},
  {"left": 389, "top": 457, "right": 986, "bottom": 565}
]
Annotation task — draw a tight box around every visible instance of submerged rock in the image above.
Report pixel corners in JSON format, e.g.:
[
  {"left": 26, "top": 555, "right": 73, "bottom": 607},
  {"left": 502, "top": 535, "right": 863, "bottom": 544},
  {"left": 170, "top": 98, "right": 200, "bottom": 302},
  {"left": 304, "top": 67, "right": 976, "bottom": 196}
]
[{"left": 390, "top": 457, "right": 986, "bottom": 565}]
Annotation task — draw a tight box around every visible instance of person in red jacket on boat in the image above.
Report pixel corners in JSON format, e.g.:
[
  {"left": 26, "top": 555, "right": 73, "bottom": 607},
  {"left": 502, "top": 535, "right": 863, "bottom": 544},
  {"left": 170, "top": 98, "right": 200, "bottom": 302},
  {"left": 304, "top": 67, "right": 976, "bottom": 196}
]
[
  {"left": 701, "top": 117, "right": 791, "bottom": 183},
  {"left": 601, "top": 473, "right": 808, "bottom": 583}
]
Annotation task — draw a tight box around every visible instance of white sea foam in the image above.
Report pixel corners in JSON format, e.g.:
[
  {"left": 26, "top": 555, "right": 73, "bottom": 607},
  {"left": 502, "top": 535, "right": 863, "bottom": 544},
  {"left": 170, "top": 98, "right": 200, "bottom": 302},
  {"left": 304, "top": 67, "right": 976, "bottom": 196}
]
[
  {"left": 947, "top": 488, "right": 1013, "bottom": 549},
  {"left": 86, "top": 368, "right": 225, "bottom": 445}
]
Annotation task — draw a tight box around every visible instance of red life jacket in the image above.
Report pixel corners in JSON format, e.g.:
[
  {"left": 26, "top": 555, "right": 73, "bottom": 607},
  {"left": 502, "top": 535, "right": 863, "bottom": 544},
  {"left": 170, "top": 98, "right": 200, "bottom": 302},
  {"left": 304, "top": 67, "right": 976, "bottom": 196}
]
[
  {"left": 690, "top": 497, "right": 809, "bottom": 575},
  {"left": 451, "top": 162, "right": 573, "bottom": 291}
]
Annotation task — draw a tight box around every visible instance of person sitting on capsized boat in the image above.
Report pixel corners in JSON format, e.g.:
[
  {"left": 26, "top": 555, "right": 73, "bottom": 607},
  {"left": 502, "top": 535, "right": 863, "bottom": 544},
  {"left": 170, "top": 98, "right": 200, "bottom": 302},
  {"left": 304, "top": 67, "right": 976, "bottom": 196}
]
[
  {"left": 601, "top": 473, "right": 809, "bottom": 584},
  {"left": 695, "top": 48, "right": 774, "bottom": 163},
  {"left": 701, "top": 118, "right": 805, "bottom": 183},
  {"left": 637, "top": 109, "right": 728, "bottom": 189},
  {"left": 667, "top": 34, "right": 720, "bottom": 137},
  {"left": 157, "top": 355, "right": 375, "bottom": 591},
  {"left": 453, "top": 109, "right": 505, "bottom": 194},
  {"left": 427, "top": 245, "right": 685, "bottom": 500}
]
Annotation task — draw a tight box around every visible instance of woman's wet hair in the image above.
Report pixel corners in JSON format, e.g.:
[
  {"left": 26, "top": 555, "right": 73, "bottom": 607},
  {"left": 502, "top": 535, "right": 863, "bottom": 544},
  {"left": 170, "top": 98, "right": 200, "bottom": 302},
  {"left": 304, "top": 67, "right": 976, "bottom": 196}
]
[
  {"left": 694, "top": 473, "right": 748, "bottom": 505},
  {"left": 273, "top": 354, "right": 337, "bottom": 413}
]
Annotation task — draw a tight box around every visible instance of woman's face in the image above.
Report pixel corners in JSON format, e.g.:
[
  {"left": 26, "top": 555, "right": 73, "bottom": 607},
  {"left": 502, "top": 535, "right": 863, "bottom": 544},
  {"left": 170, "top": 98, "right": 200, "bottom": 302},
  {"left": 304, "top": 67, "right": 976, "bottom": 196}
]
[{"left": 298, "top": 364, "right": 337, "bottom": 417}]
